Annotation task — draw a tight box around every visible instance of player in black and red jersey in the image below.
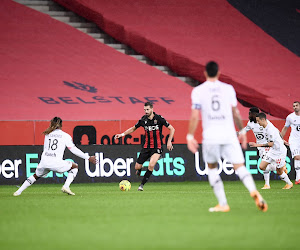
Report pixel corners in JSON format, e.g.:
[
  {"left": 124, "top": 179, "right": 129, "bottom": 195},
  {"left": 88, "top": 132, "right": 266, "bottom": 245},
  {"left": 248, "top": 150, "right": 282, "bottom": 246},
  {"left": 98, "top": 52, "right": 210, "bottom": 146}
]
[{"left": 115, "top": 102, "right": 175, "bottom": 191}]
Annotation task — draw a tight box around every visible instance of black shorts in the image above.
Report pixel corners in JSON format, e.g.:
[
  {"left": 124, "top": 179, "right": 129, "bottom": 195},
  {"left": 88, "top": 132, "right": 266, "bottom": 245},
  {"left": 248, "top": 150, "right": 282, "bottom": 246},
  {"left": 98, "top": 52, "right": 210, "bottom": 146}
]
[{"left": 136, "top": 148, "right": 163, "bottom": 164}]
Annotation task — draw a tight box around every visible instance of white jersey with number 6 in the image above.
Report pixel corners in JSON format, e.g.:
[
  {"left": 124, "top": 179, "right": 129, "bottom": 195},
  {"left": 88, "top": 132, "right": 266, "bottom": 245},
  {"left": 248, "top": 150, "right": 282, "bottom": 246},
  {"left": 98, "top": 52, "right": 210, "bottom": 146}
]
[
  {"left": 191, "top": 80, "right": 238, "bottom": 144},
  {"left": 42, "top": 129, "right": 75, "bottom": 162}
]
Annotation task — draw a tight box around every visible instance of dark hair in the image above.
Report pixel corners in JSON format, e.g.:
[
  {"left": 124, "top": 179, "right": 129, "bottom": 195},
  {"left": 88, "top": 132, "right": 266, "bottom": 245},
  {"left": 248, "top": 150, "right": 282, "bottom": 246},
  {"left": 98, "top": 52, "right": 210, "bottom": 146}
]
[
  {"left": 293, "top": 101, "right": 300, "bottom": 105},
  {"left": 249, "top": 107, "right": 260, "bottom": 113},
  {"left": 256, "top": 112, "right": 266, "bottom": 120},
  {"left": 205, "top": 61, "right": 219, "bottom": 77},
  {"left": 144, "top": 102, "right": 153, "bottom": 108},
  {"left": 43, "top": 117, "right": 62, "bottom": 135}
]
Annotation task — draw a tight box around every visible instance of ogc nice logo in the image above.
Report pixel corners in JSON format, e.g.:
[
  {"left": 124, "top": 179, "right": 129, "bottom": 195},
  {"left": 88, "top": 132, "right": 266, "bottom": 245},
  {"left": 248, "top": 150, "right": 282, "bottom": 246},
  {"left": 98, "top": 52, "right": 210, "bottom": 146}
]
[{"left": 63, "top": 81, "right": 97, "bottom": 93}]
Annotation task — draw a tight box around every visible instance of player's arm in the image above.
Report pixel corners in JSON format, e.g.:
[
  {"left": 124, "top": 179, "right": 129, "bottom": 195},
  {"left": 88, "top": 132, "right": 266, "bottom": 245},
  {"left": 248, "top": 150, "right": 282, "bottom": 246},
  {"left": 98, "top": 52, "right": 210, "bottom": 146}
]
[
  {"left": 114, "top": 126, "right": 137, "bottom": 139},
  {"left": 66, "top": 134, "right": 96, "bottom": 164},
  {"left": 166, "top": 124, "right": 175, "bottom": 151},
  {"left": 68, "top": 146, "right": 97, "bottom": 164},
  {"left": 280, "top": 126, "right": 289, "bottom": 139},
  {"left": 186, "top": 109, "right": 200, "bottom": 154},
  {"left": 249, "top": 141, "right": 274, "bottom": 148},
  {"left": 232, "top": 106, "right": 247, "bottom": 149},
  {"left": 237, "top": 124, "right": 251, "bottom": 136}
]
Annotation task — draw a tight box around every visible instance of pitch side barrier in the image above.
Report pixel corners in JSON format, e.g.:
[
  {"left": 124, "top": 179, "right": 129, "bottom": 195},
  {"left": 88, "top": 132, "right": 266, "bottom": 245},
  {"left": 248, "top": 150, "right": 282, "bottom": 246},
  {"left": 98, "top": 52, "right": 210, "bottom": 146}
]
[{"left": 0, "top": 145, "right": 295, "bottom": 185}]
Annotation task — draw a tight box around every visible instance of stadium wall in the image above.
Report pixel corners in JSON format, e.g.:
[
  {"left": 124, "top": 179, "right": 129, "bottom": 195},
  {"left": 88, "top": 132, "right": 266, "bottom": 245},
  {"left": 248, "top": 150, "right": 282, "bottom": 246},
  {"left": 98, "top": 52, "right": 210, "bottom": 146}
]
[{"left": 0, "top": 145, "right": 295, "bottom": 185}]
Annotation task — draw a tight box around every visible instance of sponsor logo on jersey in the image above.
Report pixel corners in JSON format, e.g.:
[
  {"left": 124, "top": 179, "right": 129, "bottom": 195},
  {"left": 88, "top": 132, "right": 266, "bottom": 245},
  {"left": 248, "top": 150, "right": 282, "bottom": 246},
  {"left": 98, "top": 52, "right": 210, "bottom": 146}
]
[
  {"left": 208, "top": 115, "right": 225, "bottom": 120},
  {"left": 145, "top": 125, "right": 159, "bottom": 131},
  {"left": 255, "top": 133, "right": 264, "bottom": 140},
  {"left": 45, "top": 152, "right": 57, "bottom": 157}
]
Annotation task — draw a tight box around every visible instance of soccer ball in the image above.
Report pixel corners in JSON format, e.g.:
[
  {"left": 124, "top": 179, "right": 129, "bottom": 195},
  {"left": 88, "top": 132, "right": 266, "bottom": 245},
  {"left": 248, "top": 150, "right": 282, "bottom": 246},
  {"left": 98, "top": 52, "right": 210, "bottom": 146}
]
[{"left": 119, "top": 180, "right": 131, "bottom": 191}]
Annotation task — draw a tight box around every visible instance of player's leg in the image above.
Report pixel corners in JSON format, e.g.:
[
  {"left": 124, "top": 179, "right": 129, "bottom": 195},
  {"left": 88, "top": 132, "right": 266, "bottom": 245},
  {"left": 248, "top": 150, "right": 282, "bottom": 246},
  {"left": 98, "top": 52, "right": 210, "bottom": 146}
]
[
  {"left": 259, "top": 150, "right": 271, "bottom": 189},
  {"left": 139, "top": 152, "right": 161, "bottom": 191},
  {"left": 289, "top": 143, "right": 300, "bottom": 184},
  {"left": 262, "top": 167, "right": 271, "bottom": 189},
  {"left": 61, "top": 162, "right": 79, "bottom": 195},
  {"left": 260, "top": 160, "right": 275, "bottom": 190},
  {"left": 276, "top": 163, "right": 293, "bottom": 189},
  {"left": 13, "top": 164, "right": 45, "bottom": 196},
  {"left": 13, "top": 173, "right": 40, "bottom": 196},
  {"left": 135, "top": 148, "right": 151, "bottom": 177},
  {"left": 135, "top": 163, "right": 143, "bottom": 176},
  {"left": 225, "top": 143, "right": 267, "bottom": 212},
  {"left": 60, "top": 161, "right": 78, "bottom": 195},
  {"left": 204, "top": 144, "right": 229, "bottom": 212},
  {"left": 234, "top": 163, "right": 268, "bottom": 212},
  {"left": 207, "top": 163, "right": 230, "bottom": 212},
  {"left": 135, "top": 149, "right": 151, "bottom": 191},
  {"left": 294, "top": 155, "right": 300, "bottom": 184}
]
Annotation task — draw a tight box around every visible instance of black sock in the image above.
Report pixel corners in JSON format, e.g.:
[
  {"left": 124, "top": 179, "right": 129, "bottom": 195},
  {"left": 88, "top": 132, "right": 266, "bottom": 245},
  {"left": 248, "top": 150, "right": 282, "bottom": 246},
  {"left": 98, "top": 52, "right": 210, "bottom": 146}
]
[
  {"left": 141, "top": 169, "right": 153, "bottom": 185},
  {"left": 136, "top": 169, "right": 141, "bottom": 176}
]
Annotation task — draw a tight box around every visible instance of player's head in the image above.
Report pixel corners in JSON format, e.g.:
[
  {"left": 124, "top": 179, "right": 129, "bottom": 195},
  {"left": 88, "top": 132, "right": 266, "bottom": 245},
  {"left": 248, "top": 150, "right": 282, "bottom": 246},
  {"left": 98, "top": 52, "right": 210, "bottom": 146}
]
[
  {"left": 51, "top": 117, "right": 62, "bottom": 128},
  {"left": 43, "top": 117, "right": 62, "bottom": 135},
  {"left": 144, "top": 102, "right": 153, "bottom": 117},
  {"left": 256, "top": 112, "right": 267, "bottom": 127},
  {"left": 204, "top": 61, "right": 219, "bottom": 78},
  {"left": 293, "top": 101, "right": 300, "bottom": 112},
  {"left": 249, "top": 107, "right": 260, "bottom": 122}
]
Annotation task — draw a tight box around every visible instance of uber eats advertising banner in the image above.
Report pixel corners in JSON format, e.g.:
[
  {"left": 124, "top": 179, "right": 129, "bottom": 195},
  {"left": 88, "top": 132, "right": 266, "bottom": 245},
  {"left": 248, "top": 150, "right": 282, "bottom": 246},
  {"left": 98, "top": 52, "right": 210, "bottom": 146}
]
[{"left": 0, "top": 145, "right": 295, "bottom": 185}]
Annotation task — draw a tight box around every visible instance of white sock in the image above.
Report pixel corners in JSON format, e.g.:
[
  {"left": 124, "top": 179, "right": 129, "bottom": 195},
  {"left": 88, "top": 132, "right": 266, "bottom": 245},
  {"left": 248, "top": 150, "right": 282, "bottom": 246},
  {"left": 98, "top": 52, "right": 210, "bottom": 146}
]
[
  {"left": 279, "top": 172, "right": 292, "bottom": 185},
  {"left": 295, "top": 160, "right": 300, "bottom": 181},
  {"left": 263, "top": 170, "right": 270, "bottom": 186},
  {"left": 207, "top": 167, "right": 227, "bottom": 206},
  {"left": 265, "top": 164, "right": 276, "bottom": 172},
  {"left": 17, "top": 175, "right": 37, "bottom": 194},
  {"left": 63, "top": 168, "right": 78, "bottom": 188},
  {"left": 235, "top": 166, "right": 256, "bottom": 193}
]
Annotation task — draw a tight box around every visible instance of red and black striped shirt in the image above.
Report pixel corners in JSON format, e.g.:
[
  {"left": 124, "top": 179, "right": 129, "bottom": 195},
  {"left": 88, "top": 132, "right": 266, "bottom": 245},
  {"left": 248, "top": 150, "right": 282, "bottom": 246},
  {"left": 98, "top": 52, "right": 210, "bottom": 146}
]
[{"left": 135, "top": 113, "right": 170, "bottom": 149}]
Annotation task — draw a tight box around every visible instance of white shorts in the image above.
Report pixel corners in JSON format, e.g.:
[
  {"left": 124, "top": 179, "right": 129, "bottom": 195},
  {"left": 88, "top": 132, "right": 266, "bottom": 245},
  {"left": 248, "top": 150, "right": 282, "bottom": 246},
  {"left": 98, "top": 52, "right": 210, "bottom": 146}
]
[
  {"left": 289, "top": 141, "right": 300, "bottom": 158},
  {"left": 35, "top": 159, "right": 72, "bottom": 177},
  {"left": 202, "top": 142, "right": 244, "bottom": 164},
  {"left": 258, "top": 147, "right": 270, "bottom": 158},
  {"left": 262, "top": 151, "right": 286, "bottom": 169}
]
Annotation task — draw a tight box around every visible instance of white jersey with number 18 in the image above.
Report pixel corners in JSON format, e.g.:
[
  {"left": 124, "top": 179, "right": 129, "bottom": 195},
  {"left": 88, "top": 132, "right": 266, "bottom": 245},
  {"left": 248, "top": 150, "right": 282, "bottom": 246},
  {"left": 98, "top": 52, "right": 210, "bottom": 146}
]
[
  {"left": 41, "top": 129, "right": 75, "bottom": 162},
  {"left": 191, "top": 80, "right": 238, "bottom": 144}
]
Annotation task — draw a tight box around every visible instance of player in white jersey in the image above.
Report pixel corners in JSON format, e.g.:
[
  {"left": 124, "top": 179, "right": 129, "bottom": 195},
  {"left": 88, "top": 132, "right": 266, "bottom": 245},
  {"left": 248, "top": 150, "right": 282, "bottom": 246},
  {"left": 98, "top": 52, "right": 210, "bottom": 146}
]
[
  {"left": 239, "top": 107, "right": 286, "bottom": 189},
  {"left": 187, "top": 61, "right": 267, "bottom": 212},
  {"left": 249, "top": 113, "right": 293, "bottom": 189},
  {"left": 280, "top": 101, "right": 300, "bottom": 184},
  {"left": 13, "top": 117, "right": 97, "bottom": 196}
]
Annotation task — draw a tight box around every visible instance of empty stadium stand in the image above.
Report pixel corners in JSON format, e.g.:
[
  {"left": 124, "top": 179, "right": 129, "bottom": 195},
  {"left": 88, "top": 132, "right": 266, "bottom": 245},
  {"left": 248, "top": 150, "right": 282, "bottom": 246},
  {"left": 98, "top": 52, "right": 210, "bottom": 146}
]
[
  {"left": 52, "top": 0, "right": 300, "bottom": 119},
  {"left": 1, "top": 0, "right": 194, "bottom": 121},
  {"left": 0, "top": 0, "right": 289, "bottom": 145}
]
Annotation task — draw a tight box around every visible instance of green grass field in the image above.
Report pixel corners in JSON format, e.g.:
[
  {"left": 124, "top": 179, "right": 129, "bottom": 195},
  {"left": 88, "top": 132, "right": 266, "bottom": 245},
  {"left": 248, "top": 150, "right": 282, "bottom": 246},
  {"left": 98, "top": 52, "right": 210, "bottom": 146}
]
[{"left": 0, "top": 181, "right": 298, "bottom": 250}]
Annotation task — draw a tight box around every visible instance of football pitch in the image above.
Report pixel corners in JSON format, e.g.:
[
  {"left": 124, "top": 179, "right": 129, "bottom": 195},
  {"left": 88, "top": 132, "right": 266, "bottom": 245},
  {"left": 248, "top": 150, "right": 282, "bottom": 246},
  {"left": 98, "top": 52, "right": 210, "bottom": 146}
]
[{"left": 0, "top": 181, "right": 298, "bottom": 250}]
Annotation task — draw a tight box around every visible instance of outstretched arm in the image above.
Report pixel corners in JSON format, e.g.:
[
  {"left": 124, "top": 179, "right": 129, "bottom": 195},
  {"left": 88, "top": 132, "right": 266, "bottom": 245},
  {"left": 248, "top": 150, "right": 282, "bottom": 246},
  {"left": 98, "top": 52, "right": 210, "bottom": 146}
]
[
  {"left": 166, "top": 124, "right": 175, "bottom": 151},
  {"left": 115, "top": 126, "right": 137, "bottom": 139},
  {"left": 68, "top": 146, "right": 97, "bottom": 164}
]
